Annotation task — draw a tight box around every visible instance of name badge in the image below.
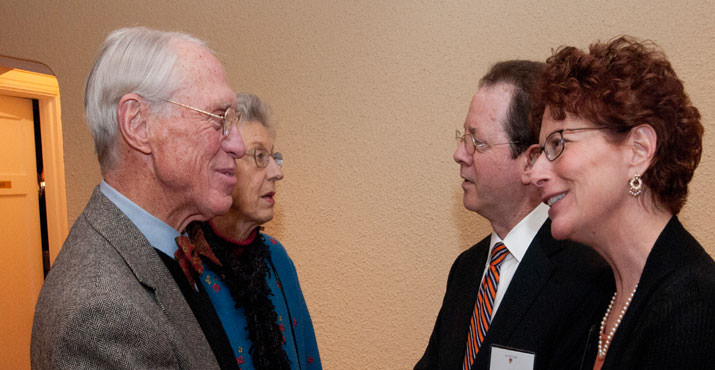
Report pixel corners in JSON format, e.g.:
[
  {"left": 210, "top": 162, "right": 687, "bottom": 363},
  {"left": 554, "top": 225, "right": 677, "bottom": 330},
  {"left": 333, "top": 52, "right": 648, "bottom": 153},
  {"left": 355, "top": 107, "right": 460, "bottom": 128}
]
[{"left": 489, "top": 345, "right": 535, "bottom": 370}]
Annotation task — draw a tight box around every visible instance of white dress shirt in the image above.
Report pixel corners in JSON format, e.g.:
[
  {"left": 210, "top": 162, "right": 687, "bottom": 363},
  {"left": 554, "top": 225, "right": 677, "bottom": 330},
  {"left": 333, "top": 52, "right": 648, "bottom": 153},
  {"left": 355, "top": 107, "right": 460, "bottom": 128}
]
[{"left": 482, "top": 202, "right": 549, "bottom": 315}]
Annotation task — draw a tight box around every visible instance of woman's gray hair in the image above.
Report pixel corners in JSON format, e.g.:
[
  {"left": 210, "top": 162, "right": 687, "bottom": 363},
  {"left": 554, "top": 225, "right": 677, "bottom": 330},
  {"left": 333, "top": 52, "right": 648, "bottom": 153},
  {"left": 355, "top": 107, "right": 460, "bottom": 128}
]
[
  {"left": 236, "top": 93, "right": 274, "bottom": 135},
  {"left": 84, "top": 26, "right": 208, "bottom": 173}
]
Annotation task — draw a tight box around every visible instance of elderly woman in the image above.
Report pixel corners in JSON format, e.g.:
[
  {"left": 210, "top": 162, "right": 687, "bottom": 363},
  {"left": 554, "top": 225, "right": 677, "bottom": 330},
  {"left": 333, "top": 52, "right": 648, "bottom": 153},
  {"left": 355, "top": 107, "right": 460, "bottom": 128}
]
[
  {"left": 527, "top": 37, "right": 715, "bottom": 369},
  {"left": 179, "top": 93, "right": 321, "bottom": 370}
]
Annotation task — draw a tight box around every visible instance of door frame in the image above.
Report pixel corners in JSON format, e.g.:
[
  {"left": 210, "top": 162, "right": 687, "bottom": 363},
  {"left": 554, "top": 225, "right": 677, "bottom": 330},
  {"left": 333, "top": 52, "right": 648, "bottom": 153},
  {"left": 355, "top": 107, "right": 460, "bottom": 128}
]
[{"left": 0, "top": 66, "right": 68, "bottom": 265}]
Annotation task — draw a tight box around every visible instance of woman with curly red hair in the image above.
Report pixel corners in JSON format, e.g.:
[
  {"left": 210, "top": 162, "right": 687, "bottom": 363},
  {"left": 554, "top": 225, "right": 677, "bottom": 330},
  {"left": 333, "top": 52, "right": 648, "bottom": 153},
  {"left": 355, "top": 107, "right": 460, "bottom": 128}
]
[{"left": 527, "top": 36, "right": 715, "bottom": 369}]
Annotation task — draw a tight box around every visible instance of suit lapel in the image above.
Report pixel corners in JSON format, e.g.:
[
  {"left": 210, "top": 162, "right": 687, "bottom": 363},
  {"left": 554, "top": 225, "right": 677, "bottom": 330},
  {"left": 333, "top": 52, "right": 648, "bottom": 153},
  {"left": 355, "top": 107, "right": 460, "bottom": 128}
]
[
  {"left": 486, "top": 221, "right": 555, "bottom": 346},
  {"left": 461, "top": 237, "right": 491, "bottom": 331},
  {"left": 83, "top": 187, "right": 219, "bottom": 370},
  {"left": 438, "top": 236, "right": 491, "bottom": 370}
]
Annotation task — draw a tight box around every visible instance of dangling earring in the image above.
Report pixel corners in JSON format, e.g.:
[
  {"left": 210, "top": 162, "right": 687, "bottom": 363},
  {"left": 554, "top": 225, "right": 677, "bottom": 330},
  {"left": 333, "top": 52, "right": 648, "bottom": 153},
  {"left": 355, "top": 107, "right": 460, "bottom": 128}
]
[{"left": 629, "top": 174, "right": 642, "bottom": 197}]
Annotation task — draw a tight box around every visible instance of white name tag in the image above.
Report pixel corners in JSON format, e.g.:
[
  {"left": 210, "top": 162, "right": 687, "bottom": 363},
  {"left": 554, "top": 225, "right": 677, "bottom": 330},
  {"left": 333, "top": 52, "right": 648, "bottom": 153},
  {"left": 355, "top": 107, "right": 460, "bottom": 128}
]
[{"left": 489, "top": 345, "right": 535, "bottom": 370}]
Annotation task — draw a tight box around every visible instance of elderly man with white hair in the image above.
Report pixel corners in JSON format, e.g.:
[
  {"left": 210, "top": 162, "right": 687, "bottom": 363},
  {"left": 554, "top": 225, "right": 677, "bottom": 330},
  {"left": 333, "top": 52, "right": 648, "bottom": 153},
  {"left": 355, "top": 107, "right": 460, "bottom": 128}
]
[{"left": 31, "top": 26, "right": 246, "bottom": 370}]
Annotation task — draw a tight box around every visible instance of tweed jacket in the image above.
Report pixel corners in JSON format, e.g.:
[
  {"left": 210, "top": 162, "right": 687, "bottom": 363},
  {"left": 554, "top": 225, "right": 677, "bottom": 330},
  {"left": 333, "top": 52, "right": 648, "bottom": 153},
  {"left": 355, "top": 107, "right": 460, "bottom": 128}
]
[
  {"left": 31, "top": 187, "right": 221, "bottom": 370},
  {"left": 415, "top": 219, "right": 613, "bottom": 370}
]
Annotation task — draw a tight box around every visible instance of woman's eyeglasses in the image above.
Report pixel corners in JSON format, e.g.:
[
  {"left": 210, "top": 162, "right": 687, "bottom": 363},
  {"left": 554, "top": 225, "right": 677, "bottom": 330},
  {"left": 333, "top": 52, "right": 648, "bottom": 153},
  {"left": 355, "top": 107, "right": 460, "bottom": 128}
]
[
  {"left": 528, "top": 127, "right": 608, "bottom": 166},
  {"left": 246, "top": 148, "right": 283, "bottom": 168}
]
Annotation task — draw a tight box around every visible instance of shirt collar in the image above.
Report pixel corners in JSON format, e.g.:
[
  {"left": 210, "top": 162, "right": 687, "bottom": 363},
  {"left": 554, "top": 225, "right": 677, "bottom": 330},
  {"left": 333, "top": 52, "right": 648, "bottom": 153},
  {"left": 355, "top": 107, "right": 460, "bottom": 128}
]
[
  {"left": 100, "top": 180, "right": 180, "bottom": 257},
  {"left": 490, "top": 202, "right": 549, "bottom": 262}
]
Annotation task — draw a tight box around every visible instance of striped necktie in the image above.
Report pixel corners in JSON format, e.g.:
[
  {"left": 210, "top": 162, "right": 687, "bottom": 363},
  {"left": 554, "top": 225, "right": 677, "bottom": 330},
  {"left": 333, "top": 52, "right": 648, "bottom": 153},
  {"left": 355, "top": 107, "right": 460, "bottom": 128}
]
[{"left": 463, "top": 242, "right": 509, "bottom": 370}]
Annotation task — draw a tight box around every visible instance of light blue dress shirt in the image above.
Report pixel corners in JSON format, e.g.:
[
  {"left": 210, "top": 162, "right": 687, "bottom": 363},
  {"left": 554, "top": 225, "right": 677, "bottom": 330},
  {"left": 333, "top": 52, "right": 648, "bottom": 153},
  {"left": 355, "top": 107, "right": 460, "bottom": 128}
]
[{"left": 100, "top": 180, "right": 180, "bottom": 257}]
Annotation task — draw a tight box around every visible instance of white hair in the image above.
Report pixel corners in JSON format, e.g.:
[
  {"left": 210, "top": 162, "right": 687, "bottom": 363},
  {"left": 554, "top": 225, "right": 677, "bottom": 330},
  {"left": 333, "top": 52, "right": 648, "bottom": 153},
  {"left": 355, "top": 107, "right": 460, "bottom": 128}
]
[
  {"left": 236, "top": 92, "right": 275, "bottom": 136},
  {"left": 84, "top": 26, "right": 209, "bottom": 173}
]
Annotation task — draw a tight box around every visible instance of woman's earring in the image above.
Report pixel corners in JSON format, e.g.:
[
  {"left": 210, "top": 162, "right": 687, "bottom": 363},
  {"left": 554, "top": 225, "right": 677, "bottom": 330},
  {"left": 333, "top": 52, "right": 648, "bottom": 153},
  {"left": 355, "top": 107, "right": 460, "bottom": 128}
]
[{"left": 629, "top": 174, "right": 642, "bottom": 197}]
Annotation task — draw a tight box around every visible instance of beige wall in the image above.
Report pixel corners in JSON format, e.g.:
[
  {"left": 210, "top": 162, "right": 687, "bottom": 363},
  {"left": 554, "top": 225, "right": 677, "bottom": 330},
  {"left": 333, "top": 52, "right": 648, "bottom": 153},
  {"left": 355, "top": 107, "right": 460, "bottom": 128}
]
[{"left": 2, "top": 1, "right": 713, "bottom": 368}]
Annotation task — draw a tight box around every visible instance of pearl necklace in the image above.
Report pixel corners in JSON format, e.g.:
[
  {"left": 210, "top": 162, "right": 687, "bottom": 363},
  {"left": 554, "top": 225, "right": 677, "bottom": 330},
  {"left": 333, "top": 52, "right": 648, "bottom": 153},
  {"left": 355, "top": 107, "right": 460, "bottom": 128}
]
[{"left": 598, "top": 284, "right": 638, "bottom": 359}]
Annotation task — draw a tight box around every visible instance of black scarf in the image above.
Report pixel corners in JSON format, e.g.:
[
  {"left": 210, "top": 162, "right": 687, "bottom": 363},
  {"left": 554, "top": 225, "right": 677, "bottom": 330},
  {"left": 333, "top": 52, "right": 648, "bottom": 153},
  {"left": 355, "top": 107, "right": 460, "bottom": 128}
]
[{"left": 193, "top": 221, "right": 291, "bottom": 370}]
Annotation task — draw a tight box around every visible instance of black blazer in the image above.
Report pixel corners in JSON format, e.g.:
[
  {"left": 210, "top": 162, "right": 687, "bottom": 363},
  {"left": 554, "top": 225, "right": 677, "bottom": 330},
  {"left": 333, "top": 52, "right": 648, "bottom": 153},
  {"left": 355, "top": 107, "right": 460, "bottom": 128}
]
[
  {"left": 415, "top": 219, "right": 613, "bottom": 370},
  {"left": 582, "top": 217, "right": 715, "bottom": 370}
]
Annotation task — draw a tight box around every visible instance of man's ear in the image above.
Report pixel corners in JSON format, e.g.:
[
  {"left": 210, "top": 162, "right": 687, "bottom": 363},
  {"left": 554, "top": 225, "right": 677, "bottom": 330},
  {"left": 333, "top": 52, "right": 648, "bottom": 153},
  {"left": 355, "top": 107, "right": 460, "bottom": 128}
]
[
  {"left": 117, "top": 93, "right": 152, "bottom": 155},
  {"left": 626, "top": 124, "right": 657, "bottom": 173},
  {"left": 519, "top": 145, "right": 537, "bottom": 185}
]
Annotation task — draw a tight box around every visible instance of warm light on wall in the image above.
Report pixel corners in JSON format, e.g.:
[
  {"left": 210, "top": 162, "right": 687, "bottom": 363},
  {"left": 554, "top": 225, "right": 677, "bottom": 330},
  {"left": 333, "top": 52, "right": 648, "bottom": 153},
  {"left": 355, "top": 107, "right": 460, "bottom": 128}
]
[{"left": 0, "top": 65, "right": 68, "bottom": 264}]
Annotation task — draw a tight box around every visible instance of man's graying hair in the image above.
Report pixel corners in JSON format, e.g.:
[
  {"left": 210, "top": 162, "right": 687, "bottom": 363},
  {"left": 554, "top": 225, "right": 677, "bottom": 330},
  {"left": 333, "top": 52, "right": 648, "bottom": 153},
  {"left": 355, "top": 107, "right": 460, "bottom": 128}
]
[{"left": 479, "top": 60, "right": 545, "bottom": 158}]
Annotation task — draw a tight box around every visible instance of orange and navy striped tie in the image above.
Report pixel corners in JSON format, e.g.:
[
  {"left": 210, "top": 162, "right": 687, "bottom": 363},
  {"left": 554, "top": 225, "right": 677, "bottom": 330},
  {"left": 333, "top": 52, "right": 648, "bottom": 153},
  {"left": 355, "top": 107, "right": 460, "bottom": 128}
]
[{"left": 463, "top": 242, "right": 509, "bottom": 370}]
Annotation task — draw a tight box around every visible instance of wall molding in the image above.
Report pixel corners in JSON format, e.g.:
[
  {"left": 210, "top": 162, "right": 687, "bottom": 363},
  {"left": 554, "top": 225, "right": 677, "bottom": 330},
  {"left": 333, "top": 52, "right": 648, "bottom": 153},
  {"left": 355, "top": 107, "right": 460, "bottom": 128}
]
[{"left": 0, "top": 67, "right": 68, "bottom": 264}]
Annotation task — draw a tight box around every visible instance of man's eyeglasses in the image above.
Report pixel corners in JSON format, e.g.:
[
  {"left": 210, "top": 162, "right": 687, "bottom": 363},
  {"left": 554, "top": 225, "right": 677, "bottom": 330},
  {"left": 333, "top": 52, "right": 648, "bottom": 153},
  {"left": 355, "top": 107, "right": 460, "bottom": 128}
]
[
  {"left": 164, "top": 99, "right": 241, "bottom": 137},
  {"left": 246, "top": 148, "right": 283, "bottom": 168},
  {"left": 455, "top": 129, "right": 516, "bottom": 154},
  {"left": 528, "top": 127, "right": 608, "bottom": 166}
]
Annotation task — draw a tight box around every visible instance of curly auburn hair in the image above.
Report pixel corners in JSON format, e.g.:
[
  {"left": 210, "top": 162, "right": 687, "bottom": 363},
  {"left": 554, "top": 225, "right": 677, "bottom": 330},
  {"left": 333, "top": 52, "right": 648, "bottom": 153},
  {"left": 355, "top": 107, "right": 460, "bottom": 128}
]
[{"left": 532, "top": 36, "right": 703, "bottom": 214}]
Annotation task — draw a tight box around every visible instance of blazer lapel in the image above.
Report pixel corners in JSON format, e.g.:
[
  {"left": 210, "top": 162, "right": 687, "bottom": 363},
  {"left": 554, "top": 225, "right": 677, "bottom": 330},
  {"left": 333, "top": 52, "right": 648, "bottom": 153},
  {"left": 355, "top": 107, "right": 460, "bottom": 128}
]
[
  {"left": 84, "top": 187, "right": 220, "bottom": 370},
  {"left": 440, "top": 236, "right": 491, "bottom": 370},
  {"left": 486, "top": 221, "right": 554, "bottom": 345},
  {"left": 461, "top": 237, "right": 492, "bottom": 332}
]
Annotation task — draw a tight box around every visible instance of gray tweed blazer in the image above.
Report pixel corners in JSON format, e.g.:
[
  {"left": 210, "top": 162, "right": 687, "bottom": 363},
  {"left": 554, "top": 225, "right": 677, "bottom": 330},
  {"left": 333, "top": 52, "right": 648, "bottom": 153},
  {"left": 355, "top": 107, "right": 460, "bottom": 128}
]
[{"left": 31, "top": 187, "right": 220, "bottom": 370}]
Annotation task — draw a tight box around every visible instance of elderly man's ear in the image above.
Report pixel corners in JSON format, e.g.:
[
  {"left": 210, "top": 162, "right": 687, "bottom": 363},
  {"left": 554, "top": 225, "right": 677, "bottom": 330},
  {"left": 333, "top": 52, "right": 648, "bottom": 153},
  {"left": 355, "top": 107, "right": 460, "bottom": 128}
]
[{"left": 117, "top": 93, "right": 152, "bottom": 154}]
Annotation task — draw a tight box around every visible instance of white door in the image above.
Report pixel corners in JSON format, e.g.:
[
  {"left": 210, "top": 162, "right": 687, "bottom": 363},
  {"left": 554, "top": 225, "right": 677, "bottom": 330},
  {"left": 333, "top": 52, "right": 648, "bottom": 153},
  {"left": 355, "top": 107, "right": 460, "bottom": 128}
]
[{"left": 0, "top": 94, "right": 44, "bottom": 370}]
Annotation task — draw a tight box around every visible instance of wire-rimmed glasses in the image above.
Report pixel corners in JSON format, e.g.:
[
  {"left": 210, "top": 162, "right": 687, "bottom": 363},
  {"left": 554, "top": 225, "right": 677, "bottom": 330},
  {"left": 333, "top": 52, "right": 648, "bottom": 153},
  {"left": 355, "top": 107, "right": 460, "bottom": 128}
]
[
  {"left": 455, "top": 129, "right": 516, "bottom": 154},
  {"left": 164, "top": 99, "right": 241, "bottom": 137},
  {"left": 246, "top": 148, "right": 283, "bottom": 168}
]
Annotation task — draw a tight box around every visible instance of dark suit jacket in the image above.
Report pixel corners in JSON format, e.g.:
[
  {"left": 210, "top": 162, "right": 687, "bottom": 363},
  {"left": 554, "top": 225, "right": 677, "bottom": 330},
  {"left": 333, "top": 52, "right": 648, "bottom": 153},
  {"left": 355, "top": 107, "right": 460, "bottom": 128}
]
[
  {"left": 415, "top": 219, "right": 613, "bottom": 370},
  {"left": 31, "top": 187, "right": 223, "bottom": 370},
  {"left": 583, "top": 217, "right": 715, "bottom": 370}
]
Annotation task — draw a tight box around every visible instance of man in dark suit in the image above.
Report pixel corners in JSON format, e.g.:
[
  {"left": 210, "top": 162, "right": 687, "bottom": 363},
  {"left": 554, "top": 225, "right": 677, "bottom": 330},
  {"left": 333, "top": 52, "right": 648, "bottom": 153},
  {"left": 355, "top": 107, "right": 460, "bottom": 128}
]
[
  {"left": 415, "top": 61, "right": 612, "bottom": 370},
  {"left": 31, "top": 27, "right": 245, "bottom": 369}
]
